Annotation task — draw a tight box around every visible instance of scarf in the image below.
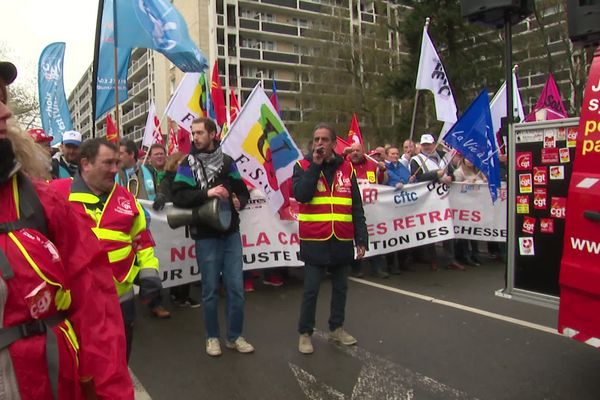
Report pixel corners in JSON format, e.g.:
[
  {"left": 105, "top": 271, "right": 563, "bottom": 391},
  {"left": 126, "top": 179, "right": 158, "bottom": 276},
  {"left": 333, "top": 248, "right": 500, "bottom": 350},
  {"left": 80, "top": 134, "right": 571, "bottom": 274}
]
[{"left": 188, "top": 146, "right": 224, "bottom": 190}]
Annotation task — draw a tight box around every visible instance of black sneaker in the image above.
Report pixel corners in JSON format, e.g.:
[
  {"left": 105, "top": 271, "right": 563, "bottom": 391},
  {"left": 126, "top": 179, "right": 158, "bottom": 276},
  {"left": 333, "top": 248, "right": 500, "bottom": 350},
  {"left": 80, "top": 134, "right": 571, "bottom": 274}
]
[{"left": 186, "top": 298, "right": 202, "bottom": 308}]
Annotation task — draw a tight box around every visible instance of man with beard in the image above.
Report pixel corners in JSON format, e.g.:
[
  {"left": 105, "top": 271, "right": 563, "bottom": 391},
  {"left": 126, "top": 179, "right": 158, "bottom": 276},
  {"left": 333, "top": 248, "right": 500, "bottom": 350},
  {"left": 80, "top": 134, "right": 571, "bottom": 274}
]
[
  {"left": 51, "top": 130, "right": 82, "bottom": 179},
  {"left": 171, "top": 117, "right": 254, "bottom": 357},
  {"left": 0, "top": 61, "right": 133, "bottom": 399}
]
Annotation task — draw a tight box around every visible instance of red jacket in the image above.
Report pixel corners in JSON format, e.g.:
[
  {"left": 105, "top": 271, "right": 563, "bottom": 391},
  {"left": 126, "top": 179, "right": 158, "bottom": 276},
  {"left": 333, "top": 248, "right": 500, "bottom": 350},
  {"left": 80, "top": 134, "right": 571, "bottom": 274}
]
[{"left": 0, "top": 174, "right": 133, "bottom": 399}]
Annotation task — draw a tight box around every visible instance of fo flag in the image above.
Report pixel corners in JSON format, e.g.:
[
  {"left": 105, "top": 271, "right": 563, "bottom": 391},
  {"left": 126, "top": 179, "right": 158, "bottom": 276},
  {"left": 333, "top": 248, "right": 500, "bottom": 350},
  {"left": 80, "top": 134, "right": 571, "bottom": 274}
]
[
  {"left": 38, "top": 42, "right": 73, "bottom": 146},
  {"left": 94, "top": 0, "right": 131, "bottom": 120},
  {"left": 443, "top": 89, "right": 500, "bottom": 203},
  {"left": 114, "top": 0, "right": 207, "bottom": 72},
  {"left": 142, "top": 101, "right": 163, "bottom": 147},
  {"left": 221, "top": 84, "right": 303, "bottom": 214}
]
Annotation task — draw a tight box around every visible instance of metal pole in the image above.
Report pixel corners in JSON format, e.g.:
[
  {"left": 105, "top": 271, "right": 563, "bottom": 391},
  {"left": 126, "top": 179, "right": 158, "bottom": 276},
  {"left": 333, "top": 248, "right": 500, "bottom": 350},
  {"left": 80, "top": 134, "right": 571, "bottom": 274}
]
[
  {"left": 504, "top": 12, "right": 514, "bottom": 294},
  {"left": 113, "top": 46, "right": 120, "bottom": 138},
  {"left": 409, "top": 17, "right": 430, "bottom": 141},
  {"left": 505, "top": 16, "right": 513, "bottom": 126}
]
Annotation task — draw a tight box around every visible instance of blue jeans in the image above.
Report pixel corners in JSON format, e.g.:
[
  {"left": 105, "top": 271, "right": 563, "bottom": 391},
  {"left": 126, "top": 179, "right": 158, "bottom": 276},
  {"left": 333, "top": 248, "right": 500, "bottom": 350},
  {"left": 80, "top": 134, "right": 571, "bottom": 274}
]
[
  {"left": 298, "top": 263, "right": 349, "bottom": 335},
  {"left": 195, "top": 232, "right": 245, "bottom": 342}
]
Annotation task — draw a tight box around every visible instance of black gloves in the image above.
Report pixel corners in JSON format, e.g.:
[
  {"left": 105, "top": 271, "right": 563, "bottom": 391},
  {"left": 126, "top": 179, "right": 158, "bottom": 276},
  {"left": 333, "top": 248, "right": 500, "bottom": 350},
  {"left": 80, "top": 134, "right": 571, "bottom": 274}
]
[{"left": 152, "top": 193, "right": 167, "bottom": 211}]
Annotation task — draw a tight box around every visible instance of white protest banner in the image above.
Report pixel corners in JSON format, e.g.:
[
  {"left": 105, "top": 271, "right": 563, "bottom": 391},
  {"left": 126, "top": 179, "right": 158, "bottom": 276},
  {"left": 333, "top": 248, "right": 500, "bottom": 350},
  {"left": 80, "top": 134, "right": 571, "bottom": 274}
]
[{"left": 140, "top": 182, "right": 506, "bottom": 288}]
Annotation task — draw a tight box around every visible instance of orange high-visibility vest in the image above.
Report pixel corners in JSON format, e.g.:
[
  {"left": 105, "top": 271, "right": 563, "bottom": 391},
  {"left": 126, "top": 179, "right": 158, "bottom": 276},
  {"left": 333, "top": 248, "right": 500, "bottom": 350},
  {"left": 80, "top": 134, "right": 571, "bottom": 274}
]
[{"left": 297, "top": 159, "right": 355, "bottom": 241}]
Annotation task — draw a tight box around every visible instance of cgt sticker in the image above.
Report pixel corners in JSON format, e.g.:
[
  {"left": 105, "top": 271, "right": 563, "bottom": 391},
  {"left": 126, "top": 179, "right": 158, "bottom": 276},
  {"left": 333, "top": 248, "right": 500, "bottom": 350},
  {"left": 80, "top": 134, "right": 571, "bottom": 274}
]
[
  {"left": 516, "top": 152, "right": 532, "bottom": 170},
  {"left": 533, "top": 188, "right": 547, "bottom": 209},
  {"left": 519, "top": 237, "right": 535, "bottom": 256},
  {"left": 540, "top": 218, "right": 554, "bottom": 234},
  {"left": 522, "top": 216, "right": 536, "bottom": 235},
  {"left": 541, "top": 148, "right": 560, "bottom": 164},
  {"left": 551, "top": 197, "right": 567, "bottom": 219},
  {"left": 519, "top": 173, "right": 533, "bottom": 193},
  {"left": 567, "top": 127, "right": 578, "bottom": 148},
  {"left": 559, "top": 148, "right": 570, "bottom": 163},
  {"left": 549, "top": 165, "right": 565, "bottom": 180},
  {"left": 544, "top": 130, "right": 557, "bottom": 148},
  {"left": 517, "top": 195, "right": 530, "bottom": 214},
  {"left": 533, "top": 166, "right": 547, "bottom": 186}
]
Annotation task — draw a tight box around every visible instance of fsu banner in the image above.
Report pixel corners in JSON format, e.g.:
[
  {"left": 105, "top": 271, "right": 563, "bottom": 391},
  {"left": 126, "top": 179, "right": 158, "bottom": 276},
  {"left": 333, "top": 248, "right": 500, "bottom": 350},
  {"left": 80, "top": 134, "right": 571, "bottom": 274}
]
[{"left": 140, "top": 182, "right": 506, "bottom": 287}]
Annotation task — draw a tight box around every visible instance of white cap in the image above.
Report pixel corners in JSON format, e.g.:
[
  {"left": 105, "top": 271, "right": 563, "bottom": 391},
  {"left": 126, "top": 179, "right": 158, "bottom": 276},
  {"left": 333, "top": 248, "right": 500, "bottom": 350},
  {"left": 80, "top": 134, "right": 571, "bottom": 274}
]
[
  {"left": 420, "top": 133, "right": 435, "bottom": 144},
  {"left": 62, "top": 130, "right": 82, "bottom": 146}
]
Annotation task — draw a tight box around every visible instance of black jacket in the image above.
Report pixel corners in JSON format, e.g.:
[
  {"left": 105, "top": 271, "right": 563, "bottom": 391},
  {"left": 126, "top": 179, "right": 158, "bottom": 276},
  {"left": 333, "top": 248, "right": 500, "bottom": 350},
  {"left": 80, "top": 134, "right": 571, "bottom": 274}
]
[
  {"left": 171, "top": 143, "right": 249, "bottom": 239},
  {"left": 292, "top": 153, "right": 368, "bottom": 266}
]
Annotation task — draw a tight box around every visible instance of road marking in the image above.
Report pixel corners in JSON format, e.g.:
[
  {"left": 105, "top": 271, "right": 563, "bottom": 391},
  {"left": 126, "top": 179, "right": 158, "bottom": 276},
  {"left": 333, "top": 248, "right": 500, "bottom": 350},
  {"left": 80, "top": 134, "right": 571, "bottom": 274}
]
[
  {"left": 349, "top": 277, "right": 558, "bottom": 336},
  {"left": 291, "top": 330, "right": 477, "bottom": 400},
  {"left": 130, "top": 369, "right": 152, "bottom": 400}
]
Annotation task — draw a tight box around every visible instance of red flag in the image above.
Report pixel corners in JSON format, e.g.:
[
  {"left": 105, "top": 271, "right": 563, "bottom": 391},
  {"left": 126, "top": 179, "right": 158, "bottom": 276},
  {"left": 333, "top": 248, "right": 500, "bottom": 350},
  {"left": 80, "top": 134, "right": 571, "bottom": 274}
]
[
  {"left": 153, "top": 114, "right": 164, "bottom": 145},
  {"left": 167, "top": 124, "right": 178, "bottom": 155},
  {"left": 229, "top": 90, "right": 240, "bottom": 123},
  {"left": 335, "top": 135, "right": 352, "bottom": 155},
  {"left": 347, "top": 113, "right": 363, "bottom": 144},
  {"left": 177, "top": 126, "right": 191, "bottom": 154},
  {"left": 210, "top": 62, "right": 227, "bottom": 126},
  {"left": 106, "top": 113, "right": 119, "bottom": 143},
  {"left": 525, "top": 73, "right": 568, "bottom": 121}
]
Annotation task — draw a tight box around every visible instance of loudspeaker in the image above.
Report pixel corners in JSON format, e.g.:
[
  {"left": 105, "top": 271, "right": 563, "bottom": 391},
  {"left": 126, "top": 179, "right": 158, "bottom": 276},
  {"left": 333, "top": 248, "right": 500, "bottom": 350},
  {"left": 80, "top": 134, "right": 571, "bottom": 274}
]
[
  {"left": 165, "top": 197, "right": 232, "bottom": 232},
  {"left": 567, "top": 0, "right": 600, "bottom": 46},
  {"left": 461, "top": 0, "right": 533, "bottom": 27}
]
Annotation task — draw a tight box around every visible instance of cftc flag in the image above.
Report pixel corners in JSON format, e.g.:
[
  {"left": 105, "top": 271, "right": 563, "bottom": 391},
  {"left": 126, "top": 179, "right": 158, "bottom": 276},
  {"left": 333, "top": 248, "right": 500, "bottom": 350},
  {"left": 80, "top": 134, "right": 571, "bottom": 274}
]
[
  {"left": 221, "top": 84, "right": 303, "bottom": 214},
  {"left": 443, "top": 89, "right": 500, "bottom": 203},
  {"left": 415, "top": 26, "right": 458, "bottom": 125},
  {"left": 115, "top": 0, "right": 208, "bottom": 72},
  {"left": 38, "top": 42, "right": 73, "bottom": 146}
]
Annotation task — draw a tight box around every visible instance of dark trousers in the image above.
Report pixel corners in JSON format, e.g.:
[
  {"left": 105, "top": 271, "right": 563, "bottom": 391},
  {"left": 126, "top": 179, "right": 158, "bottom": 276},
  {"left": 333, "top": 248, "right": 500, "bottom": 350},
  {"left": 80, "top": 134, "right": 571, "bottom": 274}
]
[
  {"left": 298, "top": 263, "right": 349, "bottom": 335},
  {"left": 120, "top": 299, "right": 136, "bottom": 362}
]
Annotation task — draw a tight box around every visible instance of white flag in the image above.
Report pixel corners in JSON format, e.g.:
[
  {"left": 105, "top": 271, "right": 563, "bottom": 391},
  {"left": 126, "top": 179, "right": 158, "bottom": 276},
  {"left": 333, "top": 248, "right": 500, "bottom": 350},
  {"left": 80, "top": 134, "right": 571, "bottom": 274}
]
[
  {"left": 490, "top": 71, "right": 526, "bottom": 136},
  {"left": 164, "top": 72, "right": 205, "bottom": 131},
  {"left": 415, "top": 27, "right": 458, "bottom": 124},
  {"left": 221, "top": 84, "right": 303, "bottom": 214},
  {"left": 142, "top": 100, "right": 163, "bottom": 147}
]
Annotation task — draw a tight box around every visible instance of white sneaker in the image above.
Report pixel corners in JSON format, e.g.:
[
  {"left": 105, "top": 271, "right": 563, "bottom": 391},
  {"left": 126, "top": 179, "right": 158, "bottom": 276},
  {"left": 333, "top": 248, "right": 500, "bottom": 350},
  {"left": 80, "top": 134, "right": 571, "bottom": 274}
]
[
  {"left": 206, "top": 338, "right": 222, "bottom": 356},
  {"left": 298, "top": 333, "right": 314, "bottom": 354},
  {"left": 225, "top": 337, "right": 255, "bottom": 353},
  {"left": 328, "top": 327, "right": 357, "bottom": 346}
]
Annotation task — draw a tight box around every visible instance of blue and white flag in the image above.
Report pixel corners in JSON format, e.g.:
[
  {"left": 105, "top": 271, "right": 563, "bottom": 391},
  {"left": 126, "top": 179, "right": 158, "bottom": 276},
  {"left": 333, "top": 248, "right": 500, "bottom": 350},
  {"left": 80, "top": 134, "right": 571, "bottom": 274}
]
[
  {"left": 95, "top": 0, "right": 131, "bottom": 120},
  {"left": 442, "top": 89, "right": 501, "bottom": 202},
  {"left": 114, "top": 0, "right": 208, "bottom": 72},
  {"left": 38, "top": 42, "right": 73, "bottom": 146}
]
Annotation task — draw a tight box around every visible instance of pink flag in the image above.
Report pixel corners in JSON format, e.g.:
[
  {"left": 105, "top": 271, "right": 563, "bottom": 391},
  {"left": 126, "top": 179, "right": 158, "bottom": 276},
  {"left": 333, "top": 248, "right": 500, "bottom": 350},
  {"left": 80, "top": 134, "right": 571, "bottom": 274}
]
[{"left": 525, "top": 73, "right": 568, "bottom": 121}]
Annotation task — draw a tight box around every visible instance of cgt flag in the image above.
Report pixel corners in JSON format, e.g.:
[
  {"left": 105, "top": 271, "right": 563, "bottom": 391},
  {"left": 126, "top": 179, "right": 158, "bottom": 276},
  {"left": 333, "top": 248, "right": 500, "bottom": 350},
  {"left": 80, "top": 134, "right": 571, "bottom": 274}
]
[
  {"left": 443, "top": 89, "right": 501, "bottom": 203},
  {"left": 106, "top": 113, "right": 119, "bottom": 143},
  {"left": 114, "top": 0, "right": 208, "bottom": 72},
  {"left": 221, "top": 84, "right": 303, "bottom": 214},
  {"left": 415, "top": 24, "right": 458, "bottom": 125},
  {"left": 347, "top": 113, "right": 363, "bottom": 144},
  {"left": 38, "top": 42, "right": 73, "bottom": 146},
  {"left": 210, "top": 61, "right": 227, "bottom": 126},
  {"left": 167, "top": 123, "right": 178, "bottom": 155}
]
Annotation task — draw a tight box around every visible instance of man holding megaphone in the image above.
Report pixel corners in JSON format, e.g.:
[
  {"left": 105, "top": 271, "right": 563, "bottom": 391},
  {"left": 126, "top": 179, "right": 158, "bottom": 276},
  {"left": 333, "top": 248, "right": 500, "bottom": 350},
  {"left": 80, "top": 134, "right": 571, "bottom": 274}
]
[{"left": 171, "top": 117, "right": 253, "bottom": 357}]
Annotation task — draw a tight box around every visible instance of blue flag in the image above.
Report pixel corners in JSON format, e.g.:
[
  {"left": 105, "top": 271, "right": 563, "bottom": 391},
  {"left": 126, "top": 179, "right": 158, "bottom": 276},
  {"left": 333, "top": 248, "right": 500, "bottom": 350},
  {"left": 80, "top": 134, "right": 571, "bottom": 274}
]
[
  {"left": 443, "top": 89, "right": 501, "bottom": 202},
  {"left": 38, "top": 42, "right": 73, "bottom": 146},
  {"left": 114, "top": 0, "right": 208, "bottom": 72},
  {"left": 95, "top": 0, "right": 131, "bottom": 120}
]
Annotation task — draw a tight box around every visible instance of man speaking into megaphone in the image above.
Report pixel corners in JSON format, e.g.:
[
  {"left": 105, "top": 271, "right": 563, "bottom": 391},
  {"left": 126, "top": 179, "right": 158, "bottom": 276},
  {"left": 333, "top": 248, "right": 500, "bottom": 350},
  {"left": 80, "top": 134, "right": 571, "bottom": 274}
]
[{"left": 171, "top": 117, "right": 255, "bottom": 357}]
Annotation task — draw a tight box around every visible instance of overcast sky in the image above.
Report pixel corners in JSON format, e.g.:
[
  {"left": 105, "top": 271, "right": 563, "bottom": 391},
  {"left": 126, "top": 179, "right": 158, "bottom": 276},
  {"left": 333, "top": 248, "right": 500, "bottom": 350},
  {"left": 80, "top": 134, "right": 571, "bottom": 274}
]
[{"left": 3, "top": 0, "right": 98, "bottom": 94}]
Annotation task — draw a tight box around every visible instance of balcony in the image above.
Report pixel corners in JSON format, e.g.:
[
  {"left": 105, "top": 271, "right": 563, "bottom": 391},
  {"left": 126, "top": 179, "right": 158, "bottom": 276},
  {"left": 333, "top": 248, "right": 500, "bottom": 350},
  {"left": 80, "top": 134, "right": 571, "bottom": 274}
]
[
  {"left": 129, "top": 52, "right": 149, "bottom": 78},
  {"left": 239, "top": 48, "right": 300, "bottom": 65},
  {"left": 121, "top": 101, "right": 149, "bottom": 126},
  {"left": 128, "top": 77, "right": 149, "bottom": 98}
]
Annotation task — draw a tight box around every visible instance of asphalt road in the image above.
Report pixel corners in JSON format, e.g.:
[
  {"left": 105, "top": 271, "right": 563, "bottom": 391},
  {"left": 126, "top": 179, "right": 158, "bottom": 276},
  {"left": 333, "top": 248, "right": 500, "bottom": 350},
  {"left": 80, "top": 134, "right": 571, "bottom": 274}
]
[{"left": 130, "top": 258, "right": 600, "bottom": 400}]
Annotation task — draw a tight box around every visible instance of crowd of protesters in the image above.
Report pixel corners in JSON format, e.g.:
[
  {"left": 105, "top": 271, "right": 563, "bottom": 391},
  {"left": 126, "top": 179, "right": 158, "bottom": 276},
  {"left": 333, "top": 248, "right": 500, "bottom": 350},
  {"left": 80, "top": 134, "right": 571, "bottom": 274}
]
[{"left": 1, "top": 57, "right": 506, "bottom": 398}]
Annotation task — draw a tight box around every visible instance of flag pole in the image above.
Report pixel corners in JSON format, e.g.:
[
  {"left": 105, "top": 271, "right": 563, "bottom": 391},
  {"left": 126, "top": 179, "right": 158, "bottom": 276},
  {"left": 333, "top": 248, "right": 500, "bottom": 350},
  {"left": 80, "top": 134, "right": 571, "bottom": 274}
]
[
  {"left": 409, "top": 17, "right": 430, "bottom": 142},
  {"left": 113, "top": 46, "right": 121, "bottom": 138},
  {"left": 91, "top": 0, "right": 105, "bottom": 138}
]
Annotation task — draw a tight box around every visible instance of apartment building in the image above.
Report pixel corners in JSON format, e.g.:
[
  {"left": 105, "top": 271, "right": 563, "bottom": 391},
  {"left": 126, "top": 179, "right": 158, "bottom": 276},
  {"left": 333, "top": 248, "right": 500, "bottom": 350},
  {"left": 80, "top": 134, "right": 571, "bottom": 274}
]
[{"left": 69, "top": 0, "right": 408, "bottom": 142}]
